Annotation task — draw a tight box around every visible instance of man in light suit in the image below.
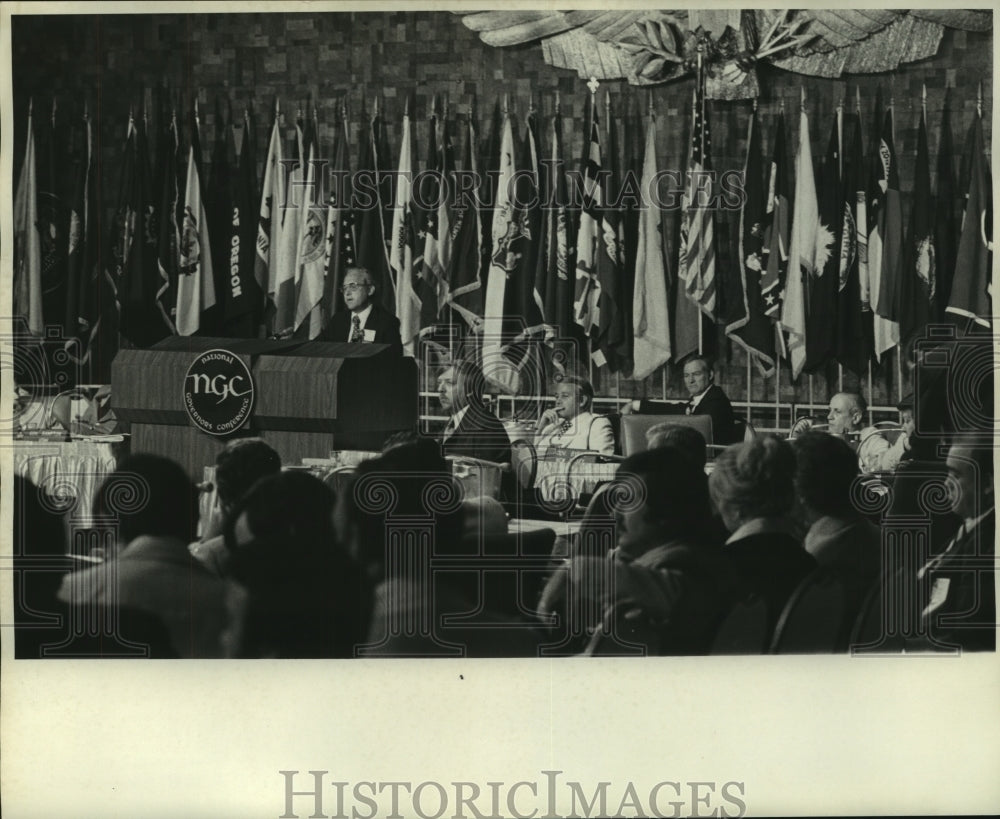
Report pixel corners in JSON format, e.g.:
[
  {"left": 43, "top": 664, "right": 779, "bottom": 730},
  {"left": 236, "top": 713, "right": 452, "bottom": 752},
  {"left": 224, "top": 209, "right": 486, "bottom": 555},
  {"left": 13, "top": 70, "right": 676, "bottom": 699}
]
[
  {"left": 319, "top": 266, "right": 403, "bottom": 355},
  {"left": 622, "top": 356, "right": 739, "bottom": 445}
]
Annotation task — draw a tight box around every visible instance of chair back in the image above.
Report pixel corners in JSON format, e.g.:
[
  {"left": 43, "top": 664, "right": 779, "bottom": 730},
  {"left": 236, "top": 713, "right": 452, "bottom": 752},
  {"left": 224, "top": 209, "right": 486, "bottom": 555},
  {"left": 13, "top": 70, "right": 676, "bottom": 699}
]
[
  {"left": 447, "top": 455, "right": 505, "bottom": 500},
  {"left": 510, "top": 438, "right": 538, "bottom": 493},
  {"left": 620, "top": 413, "right": 714, "bottom": 456},
  {"left": 769, "top": 569, "right": 847, "bottom": 654},
  {"left": 709, "top": 594, "right": 768, "bottom": 654}
]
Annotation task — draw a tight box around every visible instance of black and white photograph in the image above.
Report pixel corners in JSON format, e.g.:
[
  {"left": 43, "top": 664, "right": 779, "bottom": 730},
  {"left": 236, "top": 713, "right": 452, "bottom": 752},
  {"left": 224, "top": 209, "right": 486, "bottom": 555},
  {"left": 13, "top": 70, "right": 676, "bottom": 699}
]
[{"left": 2, "top": 3, "right": 998, "bottom": 817}]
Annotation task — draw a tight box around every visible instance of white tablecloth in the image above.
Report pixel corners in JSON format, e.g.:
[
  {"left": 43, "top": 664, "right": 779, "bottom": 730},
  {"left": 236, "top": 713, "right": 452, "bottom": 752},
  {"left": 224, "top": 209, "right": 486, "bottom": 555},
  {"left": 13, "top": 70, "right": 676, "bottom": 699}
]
[{"left": 13, "top": 438, "right": 121, "bottom": 525}]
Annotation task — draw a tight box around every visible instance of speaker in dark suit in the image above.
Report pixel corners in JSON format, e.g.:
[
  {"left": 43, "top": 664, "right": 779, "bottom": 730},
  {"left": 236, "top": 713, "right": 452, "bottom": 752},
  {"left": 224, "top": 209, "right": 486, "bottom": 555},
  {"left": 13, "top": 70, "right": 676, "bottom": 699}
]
[{"left": 318, "top": 267, "right": 403, "bottom": 355}]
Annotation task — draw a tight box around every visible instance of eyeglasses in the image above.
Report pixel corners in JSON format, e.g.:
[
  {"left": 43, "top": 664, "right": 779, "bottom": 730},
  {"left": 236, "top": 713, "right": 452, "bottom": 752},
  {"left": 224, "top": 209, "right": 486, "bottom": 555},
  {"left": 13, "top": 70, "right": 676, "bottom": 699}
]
[{"left": 340, "top": 283, "right": 371, "bottom": 294}]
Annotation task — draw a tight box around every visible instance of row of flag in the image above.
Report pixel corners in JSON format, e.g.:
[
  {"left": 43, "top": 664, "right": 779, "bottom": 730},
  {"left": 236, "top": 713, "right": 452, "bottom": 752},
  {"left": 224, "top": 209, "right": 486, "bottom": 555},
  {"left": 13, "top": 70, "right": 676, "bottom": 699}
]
[
  {"left": 12, "top": 76, "right": 993, "bottom": 388},
  {"left": 729, "top": 83, "right": 994, "bottom": 382}
]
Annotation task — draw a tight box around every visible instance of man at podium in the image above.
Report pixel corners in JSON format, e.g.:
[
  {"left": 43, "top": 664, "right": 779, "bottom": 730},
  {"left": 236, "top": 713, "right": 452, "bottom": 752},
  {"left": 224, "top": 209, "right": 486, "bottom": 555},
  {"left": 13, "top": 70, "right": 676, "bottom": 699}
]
[{"left": 319, "top": 266, "right": 403, "bottom": 355}]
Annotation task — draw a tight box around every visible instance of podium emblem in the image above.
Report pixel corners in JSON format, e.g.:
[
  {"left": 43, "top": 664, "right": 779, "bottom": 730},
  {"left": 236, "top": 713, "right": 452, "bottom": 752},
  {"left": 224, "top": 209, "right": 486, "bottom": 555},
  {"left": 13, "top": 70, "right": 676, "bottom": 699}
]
[{"left": 183, "top": 349, "right": 255, "bottom": 436}]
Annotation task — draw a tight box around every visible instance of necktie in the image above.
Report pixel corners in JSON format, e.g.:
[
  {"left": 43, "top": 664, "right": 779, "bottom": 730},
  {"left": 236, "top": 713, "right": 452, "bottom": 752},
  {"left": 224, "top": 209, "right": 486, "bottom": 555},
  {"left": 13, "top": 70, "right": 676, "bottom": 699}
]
[
  {"left": 351, "top": 315, "right": 363, "bottom": 343},
  {"left": 558, "top": 419, "right": 571, "bottom": 435},
  {"left": 443, "top": 416, "right": 457, "bottom": 440},
  {"left": 686, "top": 399, "right": 695, "bottom": 416}
]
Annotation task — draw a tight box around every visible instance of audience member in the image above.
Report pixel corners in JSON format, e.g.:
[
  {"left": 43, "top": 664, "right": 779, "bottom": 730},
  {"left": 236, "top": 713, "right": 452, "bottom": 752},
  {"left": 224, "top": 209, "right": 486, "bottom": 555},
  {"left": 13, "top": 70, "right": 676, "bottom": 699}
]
[
  {"left": 827, "top": 391, "right": 890, "bottom": 473},
  {"left": 57, "top": 454, "right": 232, "bottom": 658},
  {"left": 792, "top": 431, "right": 881, "bottom": 617},
  {"left": 645, "top": 422, "right": 708, "bottom": 471},
  {"left": 709, "top": 436, "right": 817, "bottom": 634},
  {"left": 190, "top": 438, "right": 281, "bottom": 577},
  {"left": 438, "top": 357, "right": 512, "bottom": 466},
  {"left": 539, "top": 447, "right": 738, "bottom": 654},
  {"left": 15, "top": 474, "right": 178, "bottom": 659},
  {"left": 338, "top": 439, "right": 541, "bottom": 656},
  {"left": 224, "top": 471, "right": 371, "bottom": 658},
  {"left": 536, "top": 376, "right": 615, "bottom": 455},
  {"left": 915, "top": 440, "right": 995, "bottom": 651}
]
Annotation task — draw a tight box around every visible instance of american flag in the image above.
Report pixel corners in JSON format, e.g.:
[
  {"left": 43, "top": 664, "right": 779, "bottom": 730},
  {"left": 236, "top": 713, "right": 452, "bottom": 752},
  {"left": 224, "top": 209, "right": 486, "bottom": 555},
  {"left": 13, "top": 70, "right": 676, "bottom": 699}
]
[{"left": 678, "top": 64, "right": 716, "bottom": 318}]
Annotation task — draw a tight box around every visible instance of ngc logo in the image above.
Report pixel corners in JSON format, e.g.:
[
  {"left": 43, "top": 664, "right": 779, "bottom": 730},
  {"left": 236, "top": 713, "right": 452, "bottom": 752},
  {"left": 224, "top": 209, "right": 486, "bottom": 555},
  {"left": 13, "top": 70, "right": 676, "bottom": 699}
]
[{"left": 183, "top": 349, "right": 254, "bottom": 436}]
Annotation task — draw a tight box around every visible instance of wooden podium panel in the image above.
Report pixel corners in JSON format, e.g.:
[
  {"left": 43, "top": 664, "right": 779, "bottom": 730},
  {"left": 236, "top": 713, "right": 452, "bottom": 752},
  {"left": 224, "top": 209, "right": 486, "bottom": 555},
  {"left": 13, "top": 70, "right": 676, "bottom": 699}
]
[{"left": 112, "top": 337, "right": 418, "bottom": 479}]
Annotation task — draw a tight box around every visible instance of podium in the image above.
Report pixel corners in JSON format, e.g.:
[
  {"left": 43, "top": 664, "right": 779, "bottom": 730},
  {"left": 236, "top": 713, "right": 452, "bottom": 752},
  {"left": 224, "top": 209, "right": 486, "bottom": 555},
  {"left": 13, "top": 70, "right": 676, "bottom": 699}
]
[{"left": 111, "top": 337, "right": 418, "bottom": 479}]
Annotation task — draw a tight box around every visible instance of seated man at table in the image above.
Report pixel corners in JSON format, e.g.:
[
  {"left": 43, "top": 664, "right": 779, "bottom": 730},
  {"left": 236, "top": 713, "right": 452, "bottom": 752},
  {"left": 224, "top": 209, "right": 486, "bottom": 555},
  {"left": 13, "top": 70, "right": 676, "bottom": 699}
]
[
  {"left": 827, "top": 391, "right": 889, "bottom": 473},
  {"left": 536, "top": 376, "right": 615, "bottom": 456},
  {"left": 622, "top": 356, "right": 739, "bottom": 445},
  {"left": 318, "top": 266, "right": 403, "bottom": 354},
  {"left": 873, "top": 394, "right": 916, "bottom": 473},
  {"left": 438, "top": 358, "right": 511, "bottom": 467}
]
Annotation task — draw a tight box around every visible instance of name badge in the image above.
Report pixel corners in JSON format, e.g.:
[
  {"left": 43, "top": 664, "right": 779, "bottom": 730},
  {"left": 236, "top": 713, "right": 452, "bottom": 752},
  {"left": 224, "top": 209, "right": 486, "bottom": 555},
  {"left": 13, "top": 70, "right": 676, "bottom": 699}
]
[{"left": 363, "top": 329, "right": 376, "bottom": 342}]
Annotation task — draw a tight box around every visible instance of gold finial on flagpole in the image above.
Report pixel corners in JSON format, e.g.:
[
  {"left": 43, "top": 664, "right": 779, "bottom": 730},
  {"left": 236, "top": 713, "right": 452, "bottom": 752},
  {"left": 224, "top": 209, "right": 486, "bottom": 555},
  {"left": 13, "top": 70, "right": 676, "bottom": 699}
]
[
  {"left": 529, "top": 92, "right": 535, "bottom": 116},
  {"left": 555, "top": 89, "right": 561, "bottom": 115},
  {"left": 404, "top": 94, "right": 409, "bottom": 118},
  {"left": 922, "top": 83, "right": 927, "bottom": 117},
  {"left": 648, "top": 89, "right": 654, "bottom": 117},
  {"left": 502, "top": 93, "right": 509, "bottom": 116},
  {"left": 28, "top": 96, "right": 33, "bottom": 117},
  {"left": 373, "top": 95, "right": 379, "bottom": 118},
  {"left": 341, "top": 95, "right": 347, "bottom": 121},
  {"left": 587, "top": 77, "right": 599, "bottom": 99},
  {"left": 752, "top": 96, "right": 758, "bottom": 113},
  {"left": 977, "top": 81, "right": 983, "bottom": 118}
]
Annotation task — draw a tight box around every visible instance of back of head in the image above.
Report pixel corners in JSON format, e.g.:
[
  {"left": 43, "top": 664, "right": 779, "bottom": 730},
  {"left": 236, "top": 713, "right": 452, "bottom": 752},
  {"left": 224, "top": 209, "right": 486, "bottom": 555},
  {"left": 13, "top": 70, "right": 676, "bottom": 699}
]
[
  {"left": 462, "top": 495, "right": 509, "bottom": 537},
  {"left": 225, "top": 470, "right": 371, "bottom": 658},
  {"left": 618, "top": 446, "right": 711, "bottom": 541},
  {"left": 709, "top": 435, "right": 795, "bottom": 524},
  {"left": 646, "top": 423, "right": 708, "bottom": 471},
  {"left": 225, "top": 471, "right": 337, "bottom": 582},
  {"left": 342, "top": 440, "right": 465, "bottom": 572},
  {"left": 95, "top": 454, "right": 199, "bottom": 544},
  {"left": 792, "top": 431, "right": 859, "bottom": 518},
  {"left": 214, "top": 438, "right": 282, "bottom": 510}
]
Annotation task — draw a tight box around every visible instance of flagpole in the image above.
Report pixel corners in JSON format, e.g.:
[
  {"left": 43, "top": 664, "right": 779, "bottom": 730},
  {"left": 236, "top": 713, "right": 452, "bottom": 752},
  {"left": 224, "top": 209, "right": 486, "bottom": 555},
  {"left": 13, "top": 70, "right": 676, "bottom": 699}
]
[
  {"left": 775, "top": 355, "right": 781, "bottom": 430},
  {"left": 587, "top": 78, "right": 597, "bottom": 388},
  {"left": 696, "top": 49, "right": 704, "bottom": 356},
  {"left": 890, "top": 92, "right": 902, "bottom": 405},
  {"left": 837, "top": 95, "right": 844, "bottom": 394}
]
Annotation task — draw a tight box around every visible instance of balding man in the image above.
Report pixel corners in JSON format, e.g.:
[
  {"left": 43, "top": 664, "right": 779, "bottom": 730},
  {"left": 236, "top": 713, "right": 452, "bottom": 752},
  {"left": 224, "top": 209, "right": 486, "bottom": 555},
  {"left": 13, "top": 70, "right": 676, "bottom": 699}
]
[
  {"left": 319, "top": 266, "right": 403, "bottom": 354},
  {"left": 826, "top": 392, "right": 889, "bottom": 473}
]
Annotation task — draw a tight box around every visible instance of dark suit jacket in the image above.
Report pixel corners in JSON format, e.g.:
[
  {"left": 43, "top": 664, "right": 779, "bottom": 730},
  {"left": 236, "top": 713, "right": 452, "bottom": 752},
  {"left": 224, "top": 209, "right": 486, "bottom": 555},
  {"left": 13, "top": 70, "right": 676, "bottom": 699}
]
[
  {"left": 920, "top": 510, "right": 995, "bottom": 651},
  {"left": 443, "top": 402, "right": 512, "bottom": 467},
  {"left": 638, "top": 384, "right": 740, "bottom": 444},
  {"left": 722, "top": 531, "right": 818, "bottom": 636},
  {"left": 320, "top": 303, "right": 403, "bottom": 355}
]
